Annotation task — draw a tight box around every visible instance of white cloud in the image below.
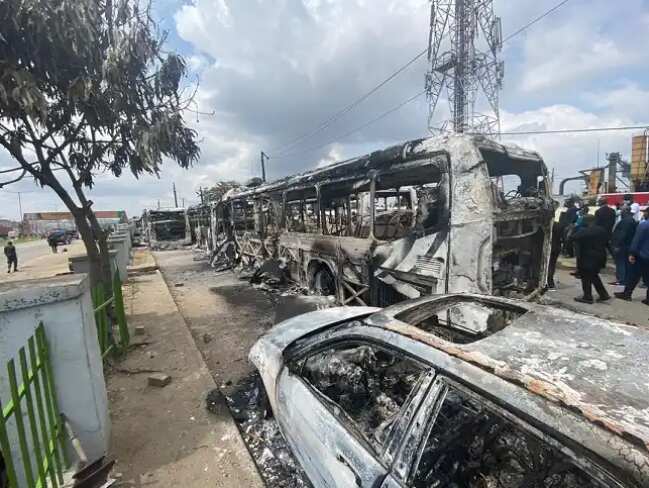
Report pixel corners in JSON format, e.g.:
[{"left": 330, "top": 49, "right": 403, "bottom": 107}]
[
  {"left": 585, "top": 82, "right": 649, "bottom": 121},
  {"left": 502, "top": 104, "right": 640, "bottom": 192},
  {"left": 3, "top": 0, "right": 649, "bottom": 218}
]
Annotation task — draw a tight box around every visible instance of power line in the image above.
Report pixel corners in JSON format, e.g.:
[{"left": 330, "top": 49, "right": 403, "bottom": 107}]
[
  {"left": 496, "top": 125, "right": 649, "bottom": 137},
  {"left": 273, "top": 0, "right": 572, "bottom": 159},
  {"left": 272, "top": 49, "right": 428, "bottom": 157},
  {"left": 502, "top": 0, "right": 572, "bottom": 43},
  {"left": 281, "top": 90, "right": 426, "bottom": 158}
]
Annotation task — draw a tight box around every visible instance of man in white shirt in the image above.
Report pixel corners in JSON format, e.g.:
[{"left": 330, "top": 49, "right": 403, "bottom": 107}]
[{"left": 631, "top": 201, "right": 641, "bottom": 222}]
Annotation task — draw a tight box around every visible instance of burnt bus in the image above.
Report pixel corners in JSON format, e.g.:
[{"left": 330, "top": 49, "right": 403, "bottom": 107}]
[
  {"left": 142, "top": 208, "right": 191, "bottom": 250},
  {"left": 212, "top": 135, "right": 554, "bottom": 306}
]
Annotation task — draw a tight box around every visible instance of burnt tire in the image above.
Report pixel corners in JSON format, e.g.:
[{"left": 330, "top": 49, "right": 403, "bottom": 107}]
[{"left": 313, "top": 268, "right": 336, "bottom": 296}]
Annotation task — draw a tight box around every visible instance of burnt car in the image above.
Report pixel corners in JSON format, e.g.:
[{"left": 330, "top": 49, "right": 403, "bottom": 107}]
[{"left": 250, "top": 294, "right": 649, "bottom": 488}]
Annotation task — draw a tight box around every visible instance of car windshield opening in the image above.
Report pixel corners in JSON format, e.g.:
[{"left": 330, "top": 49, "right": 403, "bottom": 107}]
[{"left": 395, "top": 299, "right": 527, "bottom": 344}]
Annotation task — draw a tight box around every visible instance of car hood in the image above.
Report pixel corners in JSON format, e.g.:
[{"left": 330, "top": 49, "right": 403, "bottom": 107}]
[{"left": 261, "top": 306, "right": 379, "bottom": 352}]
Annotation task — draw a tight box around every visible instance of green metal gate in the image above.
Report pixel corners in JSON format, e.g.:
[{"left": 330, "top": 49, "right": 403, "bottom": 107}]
[
  {"left": 0, "top": 324, "right": 67, "bottom": 488},
  {"left": 92, "top": 270, "right": 130, "bottom": 359}
]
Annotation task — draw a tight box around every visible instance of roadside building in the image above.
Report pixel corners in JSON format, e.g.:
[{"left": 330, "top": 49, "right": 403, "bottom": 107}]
[
  {"left": 0, "top": 219, "right": 19, "bottom": 238},
  {"left": 24, "top": 210, "right": 128, "bottom": 236}
]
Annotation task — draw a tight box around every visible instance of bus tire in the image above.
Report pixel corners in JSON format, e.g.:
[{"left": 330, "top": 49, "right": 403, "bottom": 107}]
[{"left": 313, "top": 266, "right": 336, "bottom": 296}]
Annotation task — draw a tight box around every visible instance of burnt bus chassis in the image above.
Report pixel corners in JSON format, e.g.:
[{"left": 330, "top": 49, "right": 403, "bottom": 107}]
[{"left": 212, "top": 135, "right": 554, "bottom": 306}]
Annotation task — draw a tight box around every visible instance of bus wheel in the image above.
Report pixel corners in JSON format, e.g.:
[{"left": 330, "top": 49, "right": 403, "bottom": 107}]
[{"left": 313, "top": 267, "right": 336, "bottom": 296}]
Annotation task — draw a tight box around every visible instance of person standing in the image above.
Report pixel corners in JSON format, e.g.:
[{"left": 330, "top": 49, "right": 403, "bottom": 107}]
[
  {"left": 572, "top": 215, "right": 611, "bottom": 304},
  {"left": 47, "top": 233, "right": 58, "bottom": 253},
  {"left": 610, "top": 208, "right": 637, "bottom": 286},
  {"left": 547, "top": 220, "right": 563, "bottom": 290},
  {"left": 3, "top": 241, "right": 18, "bottom": 273},
  {"left": 615, "top": 206, "right": 649, "bottom": 305},
  {"left": 631, "top": 200, "right": 641, "bottom": 222},
  {"left": 594, "top": 197, "right": 616, "bottom": 236}
]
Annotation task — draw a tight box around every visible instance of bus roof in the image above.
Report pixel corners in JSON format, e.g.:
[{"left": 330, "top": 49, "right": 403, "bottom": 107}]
[{"left": 225, "top": 134, "right": 544, "bottom": 202}]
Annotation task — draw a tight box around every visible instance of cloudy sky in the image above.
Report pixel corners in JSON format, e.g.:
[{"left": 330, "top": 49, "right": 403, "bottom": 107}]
[{"left": 2, "top": 0, "right": 649, "bottom": 220}]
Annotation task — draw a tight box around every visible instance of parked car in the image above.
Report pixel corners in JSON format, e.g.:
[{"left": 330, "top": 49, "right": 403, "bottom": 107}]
[
  {"left": 46, "top": 230, "right": 71, "bottom": 245},
  {"left": 250, "top": 294, "right": 649, "bottom": 488}
]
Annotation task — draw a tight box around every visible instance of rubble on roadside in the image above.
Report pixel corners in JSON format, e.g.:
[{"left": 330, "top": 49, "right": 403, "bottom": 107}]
[{"left": 220, "top": 374, "right": 312, "bottom": 488}]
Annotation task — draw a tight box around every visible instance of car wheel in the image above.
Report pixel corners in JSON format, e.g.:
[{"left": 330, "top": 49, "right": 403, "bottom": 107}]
[{"left": 313, "top": 268, "right": 336, "bottom": 296}]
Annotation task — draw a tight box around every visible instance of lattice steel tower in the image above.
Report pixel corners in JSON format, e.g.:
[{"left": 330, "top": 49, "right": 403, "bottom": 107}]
[{"left": 426, "top": 0, "right": 504, "bottom": 135}]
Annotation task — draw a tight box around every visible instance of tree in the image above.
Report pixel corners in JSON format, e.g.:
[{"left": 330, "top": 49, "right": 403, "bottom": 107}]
[{"left": 0, "top": 0, "right": 200, "bottom": 288}]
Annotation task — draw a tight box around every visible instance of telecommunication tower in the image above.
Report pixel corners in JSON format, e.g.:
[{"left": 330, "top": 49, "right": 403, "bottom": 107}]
[{"left": 425, "top": 0, "right": 504, "bottom": 135}]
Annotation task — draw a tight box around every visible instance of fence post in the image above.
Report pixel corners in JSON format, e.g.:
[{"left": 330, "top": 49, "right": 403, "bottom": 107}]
[
  {"left": 112, "top": 269, "right": 129, "bottom": 350},
  {"left": 7, "top": 359, "right": 35, "bottom": 487},
  {"left": 28, "top": 335, "right": 60, "bottom": 488},
  {"left": 18, "top": 347, "right": 47, "bottom": 485},
  {"left": 36, "top": 324, "right": 67, "bottom": 481}
]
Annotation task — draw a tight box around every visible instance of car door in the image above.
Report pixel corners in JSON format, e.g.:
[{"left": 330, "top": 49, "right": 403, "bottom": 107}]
[
  {"left": 276, "top": 340, "right": 433, "bottom": 488},
  {"left": 395, "top": 377, "right": 627, "bottom": 488}
]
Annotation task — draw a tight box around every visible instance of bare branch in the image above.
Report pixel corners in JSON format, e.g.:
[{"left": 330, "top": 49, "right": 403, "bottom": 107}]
[{"left": 0, "top": 169, "right": 27, "bottom": 188}]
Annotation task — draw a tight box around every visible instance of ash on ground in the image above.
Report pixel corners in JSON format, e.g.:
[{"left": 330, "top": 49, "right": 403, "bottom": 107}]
[{"left": 220, "top": 373, "right": 313, "bottom": 488}]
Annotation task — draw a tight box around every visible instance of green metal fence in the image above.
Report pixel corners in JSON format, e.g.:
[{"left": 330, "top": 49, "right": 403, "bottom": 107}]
[
  {"left": 92, "top": 270, "right": 129, "bottom": 359},
  {"left": 0, "top": 324, "right": 67, "bottom": 488}
]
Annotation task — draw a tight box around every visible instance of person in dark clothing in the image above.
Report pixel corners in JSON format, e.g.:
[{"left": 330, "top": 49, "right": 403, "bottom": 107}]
[
  {"left": 4, "top": 241, "right": 18, "bottom": 273},
  {"left": 610, "top": 208, "right": 637, "bottom": 286},
  {"left": 564, "top": 199, "right": 578, "bottom": 225},
  {"left": 560, "top": 198, "right": 579, "bottom": 257},
  {"left": 572, "top": 215, "right": 610, "bottom": 304},
  {"left": 615, "top": 207, "right": 649, "bottom": 305},
  {"left": 594, "top": 197, "right": 616, "bottom": 236},
  {"left": 547, "top": 221, "right": 562, "bottom": 289},
  {"left": 47, "top": 234, "right": 58, "bottom": 253}
]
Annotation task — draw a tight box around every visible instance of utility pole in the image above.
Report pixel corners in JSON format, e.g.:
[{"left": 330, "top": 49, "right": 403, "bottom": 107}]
[
  {"left": 17, "top": 191, "right": 23, "bottom": 223},
  {"left": 260, "top": 151, "right": 269, "bottom": 182},
  {"left": 426, "top": 0, "right": 503, "bottom": 134},
  {"left": 173, "top": 183, "right": 179, "bottom": 207}
]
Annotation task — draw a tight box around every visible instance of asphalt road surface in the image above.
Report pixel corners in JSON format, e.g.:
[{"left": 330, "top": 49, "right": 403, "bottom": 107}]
[{"left": 13, "top": 239, "right": 52, "bottom": 266}]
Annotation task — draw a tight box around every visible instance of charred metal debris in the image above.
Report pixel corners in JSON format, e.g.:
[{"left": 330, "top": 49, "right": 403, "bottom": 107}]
[
  {"left": 194, "top": 134, "right": 554, "bottom": 307},
  {"left": 219, "top": 374, "right": 313, "bottom": 488}
]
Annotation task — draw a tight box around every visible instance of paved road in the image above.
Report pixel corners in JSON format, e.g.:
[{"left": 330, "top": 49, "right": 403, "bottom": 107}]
[
  {"left": 13, "top": 239, "right": 52, "bottom": 266},
  {"left": 1, "top": 239, "right": 84, "bottom": 282}
]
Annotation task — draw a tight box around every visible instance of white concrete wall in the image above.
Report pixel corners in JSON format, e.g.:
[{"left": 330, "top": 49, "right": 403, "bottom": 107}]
[
  {"left": 108, "top": 237, "right": 129, "bottom": 281},
  {"left": 0, "top": 275, "right": 109, "bottom": 486},
  {"left": 69, "top": 250, "right": 119, "bottom": 279}
]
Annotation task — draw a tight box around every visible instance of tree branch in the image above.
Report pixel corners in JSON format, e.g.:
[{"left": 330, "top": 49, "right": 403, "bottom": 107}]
[{"left": 0, "top": 169, "right": 27, "bottom": 188}]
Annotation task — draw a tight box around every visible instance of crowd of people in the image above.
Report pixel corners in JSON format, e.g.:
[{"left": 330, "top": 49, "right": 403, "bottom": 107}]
[{"left": 548, "top": 196, "right": 649, "bottom": 306}]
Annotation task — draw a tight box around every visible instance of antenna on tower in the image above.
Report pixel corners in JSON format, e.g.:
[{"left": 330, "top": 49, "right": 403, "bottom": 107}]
[{"left": 426, "top": 0, "right": 504, "bottom": 135}]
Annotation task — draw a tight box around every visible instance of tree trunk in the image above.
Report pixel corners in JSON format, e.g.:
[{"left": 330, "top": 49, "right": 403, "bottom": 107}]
[
  {"left": 71, "top": 209, "right": 111, "bottom": 289},
  {"left": 85, "top": 208, "right": 114, "bottom": 288}
]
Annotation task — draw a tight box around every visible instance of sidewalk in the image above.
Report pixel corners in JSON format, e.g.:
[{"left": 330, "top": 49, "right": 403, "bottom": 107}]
[{"left": 106, "top": 261, "right": 264, "bottom": 487}]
